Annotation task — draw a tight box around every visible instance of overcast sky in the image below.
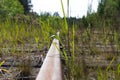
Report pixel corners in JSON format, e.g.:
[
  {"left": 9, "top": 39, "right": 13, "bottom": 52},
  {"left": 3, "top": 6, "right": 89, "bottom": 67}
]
[{"left": 31, "top": 0, "right": 99, "bottom": 18}]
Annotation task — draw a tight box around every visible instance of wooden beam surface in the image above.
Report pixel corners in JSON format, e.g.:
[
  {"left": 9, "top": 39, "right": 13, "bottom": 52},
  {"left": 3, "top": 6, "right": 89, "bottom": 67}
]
[{"left": 36, "top": 38, "right": 62, "bottom": 80}]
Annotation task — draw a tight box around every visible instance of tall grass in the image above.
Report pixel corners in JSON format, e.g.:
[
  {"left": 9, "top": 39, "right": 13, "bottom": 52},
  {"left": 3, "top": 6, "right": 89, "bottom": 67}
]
[
  {"left": 0, "top": 2, "right": 120, "bottom": 79},
  {"left": 60, "top": 0, "right": 68, "bottom": 34},
  {"left": 60, "top": 0, "right": 82, "bottom": 79},
  {"left": 0, "top": 18, "right": 56, "bottom": 79}
]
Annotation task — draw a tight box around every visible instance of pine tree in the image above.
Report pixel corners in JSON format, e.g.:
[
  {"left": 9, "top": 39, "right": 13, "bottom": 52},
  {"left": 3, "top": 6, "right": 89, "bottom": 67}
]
[{"left": 19, "top": 0, "right": 32, "bottom": 14}]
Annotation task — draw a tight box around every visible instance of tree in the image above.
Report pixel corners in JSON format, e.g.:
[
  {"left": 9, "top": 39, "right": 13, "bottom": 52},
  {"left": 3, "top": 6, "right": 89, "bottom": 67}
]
[
  {"left": 53, "top": 12, "right": 60, "bottom": 17},
  {"left": 40, "top": 12, "right": 51, "bottom": 21},
  {"left": 81, "top": 16, "right": 88, "bottom": 28},
  {"left": 19, "top": 0, "right": 32, "bottom": 14},
  {"left": 97, "top": 0, "right": 119, "bottom": 18},
  {"left": 0, "top": 0, "right": 23, "bottom": 19},
  {"left": 97, "top": 0, "right": 106, "bottom": 17},
  {"left": 87, "top": 0, "right": 93, "bottom": 15}
]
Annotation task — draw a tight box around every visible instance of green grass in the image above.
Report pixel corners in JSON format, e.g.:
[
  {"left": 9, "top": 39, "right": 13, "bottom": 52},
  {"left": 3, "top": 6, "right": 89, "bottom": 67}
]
[
  {"left": 0, "top": 4, "right": 120, "bottom": 79},
  {"left": 59, "top": 0, "right": 120, "bottom": 79}
]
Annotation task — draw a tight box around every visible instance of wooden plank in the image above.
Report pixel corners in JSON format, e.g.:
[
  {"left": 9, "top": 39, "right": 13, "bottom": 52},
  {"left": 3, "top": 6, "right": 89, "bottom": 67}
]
[{"left": 36, "top": 38, "right": 62, "bottom": 80}]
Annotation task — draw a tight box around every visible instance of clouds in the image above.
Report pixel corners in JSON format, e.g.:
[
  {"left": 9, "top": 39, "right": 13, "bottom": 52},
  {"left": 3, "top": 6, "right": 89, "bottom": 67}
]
[{"left": 31, "top": 0, "right": 98, "bottom": 18}]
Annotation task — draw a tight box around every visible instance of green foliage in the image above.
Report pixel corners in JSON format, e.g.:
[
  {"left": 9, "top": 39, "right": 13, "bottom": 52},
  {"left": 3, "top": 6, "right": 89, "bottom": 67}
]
[
  {"left": 117, "top": 64, "right": 120, "bottom": 75},
  {"left": 19, "top": 0, "right": 32, "bottom": 14},
  {"left": 0, "top": 61, "right": 5, "bottom": 66},
  {"left": 39, "top": 12, "right": 52, "bottom": 21},
  {"left": 80, "top": 0, "right": 120, "bottom": 29},
  {"left": 97, "top": 0, "right": 106, "bottom": 17},
  {"left": 0, "top": 0, "right": 120, "bottom": 79},
  {"left": 0, "top": 0, "right": 23, "bottom": 19}
]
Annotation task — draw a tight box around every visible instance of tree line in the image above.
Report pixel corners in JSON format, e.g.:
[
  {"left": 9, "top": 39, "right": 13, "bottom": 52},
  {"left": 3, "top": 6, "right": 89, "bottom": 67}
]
[
  {"left": 81, "top": 0, "right": 120, "bottom": 30},
  {"left": 0, "top": 0, "right": 120, "bottom": 30}
]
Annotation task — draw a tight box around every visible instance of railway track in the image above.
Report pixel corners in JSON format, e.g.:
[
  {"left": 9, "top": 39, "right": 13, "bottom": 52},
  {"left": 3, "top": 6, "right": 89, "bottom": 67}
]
[{"left": 0, "top": 32, "right": 120, "bottom": 80}]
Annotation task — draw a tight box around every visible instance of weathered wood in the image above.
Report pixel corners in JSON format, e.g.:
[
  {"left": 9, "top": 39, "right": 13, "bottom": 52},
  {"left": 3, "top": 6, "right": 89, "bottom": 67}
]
[{"left": 36, "top": 38, "right": 62, "bottom": 80}]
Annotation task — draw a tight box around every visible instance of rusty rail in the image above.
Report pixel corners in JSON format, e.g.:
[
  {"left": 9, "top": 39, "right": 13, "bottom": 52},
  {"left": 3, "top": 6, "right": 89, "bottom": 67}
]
[{"left": 36, "top": 35, "right": 62, "bottom": 80}]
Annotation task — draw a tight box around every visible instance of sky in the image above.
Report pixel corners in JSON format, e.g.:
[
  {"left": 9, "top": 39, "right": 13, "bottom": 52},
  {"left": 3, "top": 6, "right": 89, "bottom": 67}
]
[{"left": 31, "top": 0, "right": 99, "bottom": 18}]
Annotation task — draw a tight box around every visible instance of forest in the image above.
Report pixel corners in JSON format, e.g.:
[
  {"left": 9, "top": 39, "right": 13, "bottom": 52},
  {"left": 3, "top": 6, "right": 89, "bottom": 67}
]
[{"left": 0, "top": 0, "right": 120, "bottom": 80}]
